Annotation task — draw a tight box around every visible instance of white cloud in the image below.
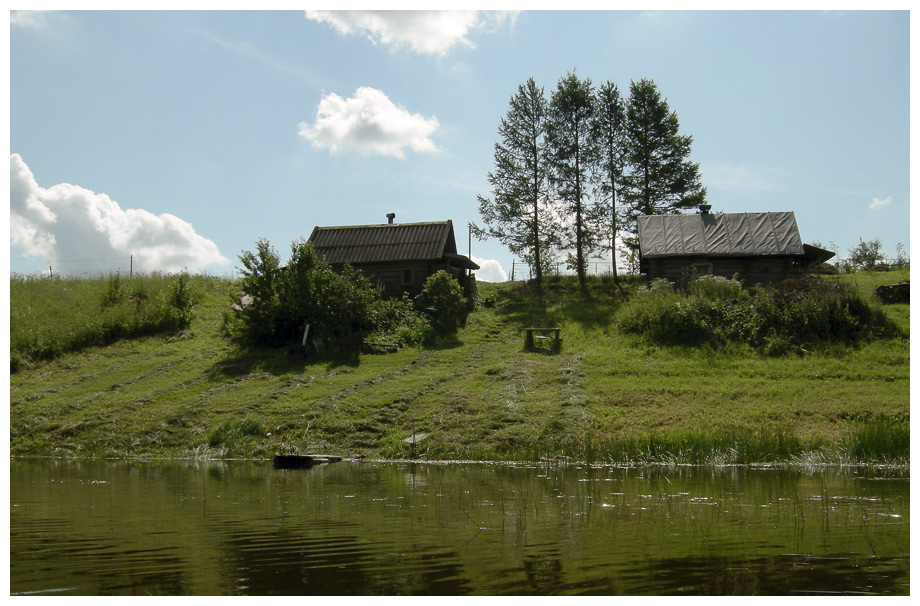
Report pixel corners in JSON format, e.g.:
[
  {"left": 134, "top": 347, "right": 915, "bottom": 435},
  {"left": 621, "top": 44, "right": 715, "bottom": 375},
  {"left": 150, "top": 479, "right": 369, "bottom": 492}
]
[
  {"left": 298, "top": 87, "right": 439, "bottom": 158},
  {"left": 10, "top": 10, "right": 52, "bottom": 29},
  {"left": 869, "top": 196, "right": 892, "bottom": 210},
  {"left": 305, "top": 10, "right": 517, "bottom": 55},
  {"left": 471, "top": 255, "right": 508, "bottom": 283},
  {"left": 10, "top": 154, "right": 230, "bottom": 273},
  {"left": 703, "top": 162, "right": 784, "bottom": 193}
]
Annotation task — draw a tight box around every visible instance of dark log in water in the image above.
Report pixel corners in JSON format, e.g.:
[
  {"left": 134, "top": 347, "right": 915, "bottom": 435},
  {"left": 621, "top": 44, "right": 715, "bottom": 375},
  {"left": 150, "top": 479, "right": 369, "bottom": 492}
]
[{"left": 273, "top": 455, "right": 344, "bottom": 469}]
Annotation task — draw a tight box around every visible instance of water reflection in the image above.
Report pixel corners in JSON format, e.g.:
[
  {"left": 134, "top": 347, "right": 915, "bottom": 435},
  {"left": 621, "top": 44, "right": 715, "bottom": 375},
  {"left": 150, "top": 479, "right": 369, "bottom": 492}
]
[{"left": 9, "top": 460, "right": 909, "bottom": 595}]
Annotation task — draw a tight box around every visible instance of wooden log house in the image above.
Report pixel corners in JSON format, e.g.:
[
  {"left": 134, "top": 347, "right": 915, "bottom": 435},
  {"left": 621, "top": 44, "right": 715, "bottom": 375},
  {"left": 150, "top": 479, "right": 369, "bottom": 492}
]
[
  {"left": 308, "top": 214, "right": 480, "bottom": 299},
  {"left": 637, "top": 206, "right": 835, "bottom": 285}
]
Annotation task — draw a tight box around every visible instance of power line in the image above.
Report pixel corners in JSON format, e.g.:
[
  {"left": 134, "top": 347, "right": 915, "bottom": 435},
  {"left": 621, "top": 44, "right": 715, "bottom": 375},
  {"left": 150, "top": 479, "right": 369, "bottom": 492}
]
[{"left": 10, "top": 256, "right": 132, "bottom": 263}]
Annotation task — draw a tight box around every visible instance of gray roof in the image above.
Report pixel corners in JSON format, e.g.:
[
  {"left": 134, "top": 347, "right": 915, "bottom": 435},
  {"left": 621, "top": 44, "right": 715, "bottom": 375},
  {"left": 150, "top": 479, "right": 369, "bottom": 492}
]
[
  {"left": 308, "top": 220, "right": 479, "bottom": 270},
  {"left": 638, "top": 212, "right": 806, "bottom": 259}
]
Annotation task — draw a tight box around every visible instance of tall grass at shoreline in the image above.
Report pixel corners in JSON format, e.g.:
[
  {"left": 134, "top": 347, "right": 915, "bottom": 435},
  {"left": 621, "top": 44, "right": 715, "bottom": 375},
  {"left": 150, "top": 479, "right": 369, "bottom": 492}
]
[
  {"left": 422, "top": 420, "right": 910, "bottom": 467},
  {"left": 10, "top": 272, "right": 207, "bottom": 371}
]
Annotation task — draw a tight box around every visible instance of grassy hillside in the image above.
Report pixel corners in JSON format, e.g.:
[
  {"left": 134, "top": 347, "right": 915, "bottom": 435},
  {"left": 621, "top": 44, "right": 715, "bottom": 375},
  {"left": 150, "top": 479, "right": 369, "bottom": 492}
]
[{"left": 9, "top": 270, "right": 910, "bottom": 465}]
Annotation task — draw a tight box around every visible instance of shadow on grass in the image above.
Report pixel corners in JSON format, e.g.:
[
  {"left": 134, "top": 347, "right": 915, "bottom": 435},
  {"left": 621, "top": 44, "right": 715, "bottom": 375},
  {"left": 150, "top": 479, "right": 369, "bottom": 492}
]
[
  {"left": 486, "top": 274, "right": 640, "bottom": 331},
  {"left": 523, "top": 345, "right": 563, "bottom": 356},
  {"left": 209, "top": 336, "right": 464, "bottom": 379},
  {"left": 209, "top": 344, "right": 362, "bottom": 378}
]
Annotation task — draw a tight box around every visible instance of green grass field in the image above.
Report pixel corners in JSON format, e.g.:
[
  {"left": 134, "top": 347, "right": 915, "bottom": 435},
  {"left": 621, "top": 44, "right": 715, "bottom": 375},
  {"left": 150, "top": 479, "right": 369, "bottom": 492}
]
[{"left": 9, "top": 269, "right": 910, "bottom": 465}]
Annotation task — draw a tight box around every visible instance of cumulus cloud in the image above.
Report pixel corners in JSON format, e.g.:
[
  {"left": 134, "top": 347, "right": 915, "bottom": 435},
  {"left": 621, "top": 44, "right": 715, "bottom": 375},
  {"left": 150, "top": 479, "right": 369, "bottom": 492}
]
[
  {"left": 10, "top": 10, "right": 52, "bottom": 29},
  {"left": 869, "top": 196, "right": 892, "bottom": 210},
  {"left": 298, "top": 87, "right": 439, "bottom": 158},
  {"left": 305, "top": 10, "right": 516, "bottom": 55},
  {"left": 471, "top": 255, "right": 508, "bottom": 283},
  {"left": 10, "top": 154, "right": 230, "bottom": 273}
]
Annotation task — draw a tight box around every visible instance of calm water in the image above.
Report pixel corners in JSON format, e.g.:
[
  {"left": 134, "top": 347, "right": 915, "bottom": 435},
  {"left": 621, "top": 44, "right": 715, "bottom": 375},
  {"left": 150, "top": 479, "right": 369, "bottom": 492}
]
[{"left": 9, "top": 459, "right": 909, "bottom": 596}]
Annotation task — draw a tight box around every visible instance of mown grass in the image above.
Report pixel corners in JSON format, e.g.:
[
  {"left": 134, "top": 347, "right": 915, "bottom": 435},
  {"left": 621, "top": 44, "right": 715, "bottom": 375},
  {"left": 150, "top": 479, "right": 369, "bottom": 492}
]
[{"left": 9, "top": 269, "right": 910, "bottom": 465}]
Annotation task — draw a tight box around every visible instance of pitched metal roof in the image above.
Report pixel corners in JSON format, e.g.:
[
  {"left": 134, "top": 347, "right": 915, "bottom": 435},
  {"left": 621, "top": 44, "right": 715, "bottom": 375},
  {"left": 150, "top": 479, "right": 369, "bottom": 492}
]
[
  {"left": 308, "top": 220, "right": 479, "bottom": 269},
  {"left": 637, "top": 212, "right": 807, "bottom": 258}
]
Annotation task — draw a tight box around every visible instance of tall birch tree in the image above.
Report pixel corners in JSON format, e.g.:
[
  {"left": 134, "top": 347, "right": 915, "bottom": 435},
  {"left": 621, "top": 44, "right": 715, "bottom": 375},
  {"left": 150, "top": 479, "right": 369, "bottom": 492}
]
[
  {"left": 591, "top": 80, "right": 627, "bottom": 281},
  {"left": 621, "top": 78, "right": 707, "bottom": 251},
  {"left": 476, "top": 77, "right": 557, "bottom": 292},
  {"left": 546, "top": 71, "right": 598, "bottom": 295}
]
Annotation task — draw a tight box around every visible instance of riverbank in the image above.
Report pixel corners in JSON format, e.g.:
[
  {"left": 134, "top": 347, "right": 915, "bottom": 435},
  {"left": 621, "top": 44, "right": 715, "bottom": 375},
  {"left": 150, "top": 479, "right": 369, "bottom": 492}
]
[{"left": 9, "top": 271, "right": 910, "bottom": 465}]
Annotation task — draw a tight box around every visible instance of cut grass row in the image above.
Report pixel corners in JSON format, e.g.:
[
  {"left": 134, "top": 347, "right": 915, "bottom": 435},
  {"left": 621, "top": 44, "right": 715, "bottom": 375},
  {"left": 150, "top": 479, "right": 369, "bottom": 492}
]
[{"left": 9, "top": 270, "right": 910, "bottom": 465}]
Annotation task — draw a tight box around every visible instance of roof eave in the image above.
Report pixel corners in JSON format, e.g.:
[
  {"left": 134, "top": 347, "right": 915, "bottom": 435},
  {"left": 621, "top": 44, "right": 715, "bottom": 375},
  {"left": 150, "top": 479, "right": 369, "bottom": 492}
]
[{"left": 443, "top": 252, "right": 480, "bottom": 270}]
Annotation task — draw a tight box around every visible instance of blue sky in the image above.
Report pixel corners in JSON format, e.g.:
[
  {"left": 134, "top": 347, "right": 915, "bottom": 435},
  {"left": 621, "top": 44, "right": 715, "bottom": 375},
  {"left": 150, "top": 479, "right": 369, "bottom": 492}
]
[{"left": 8, "top": 9, "right": 912, "bottom": 280}]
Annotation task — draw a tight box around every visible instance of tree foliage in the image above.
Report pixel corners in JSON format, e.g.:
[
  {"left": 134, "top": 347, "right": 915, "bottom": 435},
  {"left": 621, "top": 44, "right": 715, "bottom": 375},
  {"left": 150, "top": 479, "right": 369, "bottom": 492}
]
[
  {"left": 477, "top": 73, "right": 706, "bottom": 293},
  {"left": 848, "top": 237, "right": 884, "bottom": 270},
  {"left": 591, "top": 81, "right": 627, "bottom": 280},
  {"left": 476, "top": 77, "right": 558, "bottom": 292},
  {"left": 620, "top": 78, "right": 706, "bottom": 250},
  {"left": 546, "top": 71, "right": 600, "bottom": 295},
  {"left": 234, "top": 238, "right": 283, "bottom": 345},
  {"left": 420, "top": 270, "right": 469, "bottom": 339},
  {"left": 226, "top": 238, "right": 379, "bottom": 347}
]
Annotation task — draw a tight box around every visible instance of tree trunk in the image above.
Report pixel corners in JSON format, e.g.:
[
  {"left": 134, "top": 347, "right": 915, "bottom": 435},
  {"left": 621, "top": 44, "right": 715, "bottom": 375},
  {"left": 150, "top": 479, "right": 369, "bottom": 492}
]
[{"left": 611, "top": 176, "right": 619, "bottom": 282}]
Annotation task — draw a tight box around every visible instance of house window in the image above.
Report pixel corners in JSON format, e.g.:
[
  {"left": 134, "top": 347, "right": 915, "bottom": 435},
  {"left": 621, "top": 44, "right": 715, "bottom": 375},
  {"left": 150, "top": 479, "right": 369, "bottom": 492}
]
[
  {"left": 692, "top": 263, "right": 713, "bottom": 276},
  {"left": 401, "top": 269, "right": 413, "bottom": 285}
]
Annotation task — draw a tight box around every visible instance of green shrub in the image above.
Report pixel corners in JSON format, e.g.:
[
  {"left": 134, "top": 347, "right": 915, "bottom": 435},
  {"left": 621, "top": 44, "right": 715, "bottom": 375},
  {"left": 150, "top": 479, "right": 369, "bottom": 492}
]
[
  {"left": 224, "top": 238, "right": 380, "bottom": 347},
  {"left": 168, "top": 273, "right": 197, "bottom": 330},
  {"left": 759, "top": 279, "right": 899, "bottom": 349},
  {"left": 685, "top": 275, "right": 747, "bottom": 301},
  {"left": 367, "top": 295, "right": 429, "bottom": 347},
  {"left": 617, "top": 275, "right": 901, "bottom": 351},
  {"left": 225, "top": 238, "right": 283, "bottom": 345},
  {"left": 10, "top": 351, "right": 24, "bottom": 374},
  {"left": 101, "top": 273, "right": 125, "bottom": 306},
  {"left": 643, "top": 278, "right": 674, "bottom": 294},
  {"left": 616, "top": 281, "right": 711, "bottom": 345},
  {"left": 420, "top": 270, "right": 468, "bottom": 340}
]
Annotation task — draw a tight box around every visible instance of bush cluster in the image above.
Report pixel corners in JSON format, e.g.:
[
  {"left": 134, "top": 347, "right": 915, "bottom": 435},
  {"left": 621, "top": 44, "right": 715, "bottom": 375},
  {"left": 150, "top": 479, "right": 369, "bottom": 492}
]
[
  {"left": 366, "top": 295, "right": 430, "bottom": 347},
  {"left": 10, "top": 272, "right": 199, "bottom": 372},
  {"left": 365, "top": 272, "right": 470, "bottom": 346},
  {"left": 223, "top": 239, "right": 471, "bottom": 349},
  {"left": 223, "top": 238, "right": 379, "bottom": 347},
  {"left": 417, "top": 270, "right": 469, "bottom": 339},
  {"left": 616, "top": 275, "right": 901, "bottom": 353}
]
